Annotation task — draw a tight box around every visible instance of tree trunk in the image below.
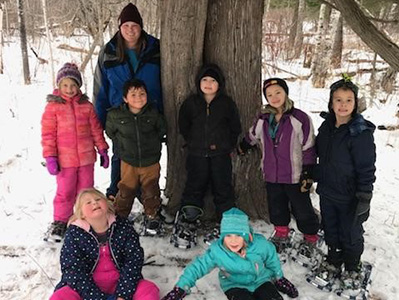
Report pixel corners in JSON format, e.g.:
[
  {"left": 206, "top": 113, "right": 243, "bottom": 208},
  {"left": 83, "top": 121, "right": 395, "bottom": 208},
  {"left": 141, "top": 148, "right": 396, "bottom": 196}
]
[
  {"left": 288, "top": 0, "right": 299, "bottom": 56},
  {"left": 330, "top": 11, "right": 343, "bottom": 68},
  {"left": 161, "top": 0, "right": 209, "bottom": 215},
  {"left": 333, "top": 0, "right": 399, "bottom": 72},
  {"left": 204, "top": 0, "right": 267, "bottom": 219},
  {"left": 293, "top": 0, "right": 305, "bottom": 59},
  {"left": 161, "top": 0, "right": 267, "bottom": 220},
  {"left": 0, "top": 2, "right": 4, "bottom": 74},
  {"left": 41, "top": 0, "right": 55, "bottom": 87},
  {"left": 17, "top": 0, "right": 30, "bottom": 85},
  {"left": 311, "top": 4, "right": 332, "bottom": 88}
]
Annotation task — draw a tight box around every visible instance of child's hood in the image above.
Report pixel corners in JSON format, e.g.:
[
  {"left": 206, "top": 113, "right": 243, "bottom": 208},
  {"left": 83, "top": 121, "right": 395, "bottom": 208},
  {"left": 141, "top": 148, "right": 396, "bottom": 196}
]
[
  {"left": 70, "top": 214, "right": 116, "bottom": 232},
  {"left": 46, "top": 89, "right": 87, "bottom": 104},
  {"left": 320, "top": 111, "right": 376, "bottom": 136},
  {"left": 195, "top": 63, "right": 226, "bottom": 95}
]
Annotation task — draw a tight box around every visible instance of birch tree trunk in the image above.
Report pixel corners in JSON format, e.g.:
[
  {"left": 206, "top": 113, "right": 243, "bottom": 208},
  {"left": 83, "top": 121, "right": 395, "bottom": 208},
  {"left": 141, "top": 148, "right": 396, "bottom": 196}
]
[
  {"left": 41, "top": 0, "right": 55, "bottom": 87},
  {"left": 293, "top": 0, "right": 305, "bottom": 59},
  {"left": 17, "top": 0, "right": 30, "bottom": 84},
  {"left": 161, "top": 0, "right": 267, "bottom": 220},
  {"left": 0, "top": 2, "right": 4, "bottom": 74},
  {"left": 330, "top": 11, "right": 343, "bottom": 68},
  {"left": 311, "top": 4, "right": 331, "bottom": 88}
]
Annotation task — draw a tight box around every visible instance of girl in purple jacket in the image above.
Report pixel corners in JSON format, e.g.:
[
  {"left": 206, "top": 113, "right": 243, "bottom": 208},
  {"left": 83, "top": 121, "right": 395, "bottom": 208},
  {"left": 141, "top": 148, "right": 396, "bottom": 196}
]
[{"left": 238, "top": 78, "right": 320, "bottom": 260}]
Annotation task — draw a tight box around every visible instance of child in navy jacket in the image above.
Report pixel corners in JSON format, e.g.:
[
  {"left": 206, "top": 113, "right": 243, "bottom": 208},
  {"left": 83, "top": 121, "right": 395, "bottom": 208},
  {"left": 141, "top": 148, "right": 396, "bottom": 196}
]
[{"left": 50, "top": 188, "right": 160, "bottom": 300}]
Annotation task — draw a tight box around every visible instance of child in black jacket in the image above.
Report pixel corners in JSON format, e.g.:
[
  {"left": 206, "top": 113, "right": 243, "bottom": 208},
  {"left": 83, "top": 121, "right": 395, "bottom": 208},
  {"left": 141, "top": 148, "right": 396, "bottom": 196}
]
[
  {"left": 308, "top": 77, "right": 376, "bottom": 294},
  {"left": 171, "top": 63, "right": 242, "bottom": 249}
]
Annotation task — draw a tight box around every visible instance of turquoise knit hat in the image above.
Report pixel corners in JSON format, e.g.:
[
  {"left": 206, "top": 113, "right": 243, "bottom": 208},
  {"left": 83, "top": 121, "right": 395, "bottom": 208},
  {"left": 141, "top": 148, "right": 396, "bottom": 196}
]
[{"left": 220, "top": 208, "right": 251, "bottom": 243}]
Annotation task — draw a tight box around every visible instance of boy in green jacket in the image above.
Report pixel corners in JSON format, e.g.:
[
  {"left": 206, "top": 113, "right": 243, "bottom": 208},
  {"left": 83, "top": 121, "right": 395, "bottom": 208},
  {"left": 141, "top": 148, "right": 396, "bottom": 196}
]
[
  {"left": 106, "top": 78, "right": 166, "bottom": 236},
  {"left": 162, "top": 208, "right": 298, "bottom": 300}
]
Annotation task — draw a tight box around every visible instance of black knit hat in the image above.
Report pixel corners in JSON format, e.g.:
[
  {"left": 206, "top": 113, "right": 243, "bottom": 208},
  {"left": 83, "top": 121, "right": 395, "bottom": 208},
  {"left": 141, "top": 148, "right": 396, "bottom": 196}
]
[
  {"left": 328, "top": 78, "right": 359, "bottom": 116},
  {"left": 201, "top": 68, "right": 221, "bottom": 84},
  {"left": 118, "top": 3, "right": 143, "bottom": 28},
  {"left": 263, "top": 78, "right": 289, "bottom": 101}
]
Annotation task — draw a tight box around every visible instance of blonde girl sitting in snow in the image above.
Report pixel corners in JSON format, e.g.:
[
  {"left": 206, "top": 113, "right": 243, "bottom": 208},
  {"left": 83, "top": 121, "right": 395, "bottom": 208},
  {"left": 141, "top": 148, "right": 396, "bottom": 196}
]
[
  {"left": 49, "top": 188, "right": 160, "bottom": 300},
  {"left": 41, "top": 63, "right": 109, "bottom": 242},
  {"left": 162, "top": 208, "right": 298, "bottom": 300}
]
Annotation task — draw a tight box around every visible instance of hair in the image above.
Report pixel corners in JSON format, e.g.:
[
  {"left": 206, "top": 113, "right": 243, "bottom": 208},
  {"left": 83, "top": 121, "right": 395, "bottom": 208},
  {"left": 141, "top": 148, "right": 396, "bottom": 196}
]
[
  {"left": 123, "top": 78, "right": 148, "bottom": 98},
  {"left": 261, "top": 95, "right": 294, "bottom": 114},
  {"left": 68, "top": 188, "right": 115, "bottom": 225},
  {"left": 116, "top": 31, "right": 145, "bottom": 63}
]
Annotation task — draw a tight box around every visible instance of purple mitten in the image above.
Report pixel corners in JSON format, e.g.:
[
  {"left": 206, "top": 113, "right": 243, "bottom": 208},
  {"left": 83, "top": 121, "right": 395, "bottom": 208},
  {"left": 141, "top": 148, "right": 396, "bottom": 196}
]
[
  {"left": 45, "top": 156, "right": 60, "bottom": 175},
  {"left": 161, "top": 286, "right": 186, "bottom": 300},
  {"left": 274, "top": 277, "right": 298, "bottom": 298},
  {"left": 99, "top": 149, "right": 109, "bottom": 169}
]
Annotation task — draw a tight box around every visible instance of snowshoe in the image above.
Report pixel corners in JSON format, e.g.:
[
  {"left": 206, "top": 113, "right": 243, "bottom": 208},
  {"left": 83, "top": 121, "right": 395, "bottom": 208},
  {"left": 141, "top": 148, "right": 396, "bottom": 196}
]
[
  {"left": 170, "top": 211, "right": 200, "bottom": 249},
  {"left": 203, "top": 224, "right": 220, "bottom": 246},
  {"left": 43, "top": 221, "right": 67, "bottom": 243},
  {"left": 306, "top": 260, "right": 342, "bottom": 292},
  {"left": 139, "top": 215, "right": 164, "bottom": 237},
  {"left": 290, "top": 239, "right": 325, "bottom": 269},
  {"left": 335, "top": 262, "right": 373, "bottom": 300},
  {"left": 269, "top": 229, "right": 295, "bottom": 264}
]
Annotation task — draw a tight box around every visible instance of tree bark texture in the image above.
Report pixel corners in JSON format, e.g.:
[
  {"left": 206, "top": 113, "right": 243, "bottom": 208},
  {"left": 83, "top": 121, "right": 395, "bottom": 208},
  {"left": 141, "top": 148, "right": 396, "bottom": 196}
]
[
  {"left": 0, "top": 2, "right": 4, "bottom": 74},
  {"left": 17, "top": 0, "right": 30, "bottom": 84},
  {"left": 330, "top": 11, "right": 343, "bottom": 68},
  {"left": 293, "top": 0, "right": 305, "bottom": 59},
  {"left": 204, "top": 0, "right": 268, "bottom": 219},
  {"left": 160, "top": 0, "right": 209, "bottom": 214},
  {"left": 333, "top": 0, "right": 399, "bottom": 72},
  {"left": 288, "top": 0, "right": 299, "bottom": 56},
  {"left": 161, "top": 0, "right": 268, "bottom": 220}
]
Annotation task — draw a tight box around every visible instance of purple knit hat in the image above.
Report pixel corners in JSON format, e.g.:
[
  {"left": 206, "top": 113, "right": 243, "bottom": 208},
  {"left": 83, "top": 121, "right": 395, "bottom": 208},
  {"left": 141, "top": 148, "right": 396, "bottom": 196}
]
[{"left": 56, "top": 63, "right": 82, "bottom": 87}]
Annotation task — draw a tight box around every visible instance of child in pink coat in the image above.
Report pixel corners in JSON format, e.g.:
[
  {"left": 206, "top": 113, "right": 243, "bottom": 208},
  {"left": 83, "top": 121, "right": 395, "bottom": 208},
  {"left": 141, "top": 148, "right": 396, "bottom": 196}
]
[
  {"left": 41, "top": 63, "right": 109, "bottom": 242},
  {"left": 49, "top": 188, "right": 160, "bottom": 300}
]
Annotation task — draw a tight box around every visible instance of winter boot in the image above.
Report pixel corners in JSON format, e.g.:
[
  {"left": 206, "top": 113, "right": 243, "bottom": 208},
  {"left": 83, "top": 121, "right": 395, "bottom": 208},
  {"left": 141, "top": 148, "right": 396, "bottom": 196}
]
[
  {"left": 203, "top": 223, "right": 220, "bottom": 245},
  {"left": 170, "top": 206, "right": 203, "bottom": 249},
  {"left": 335, "top": 262, "right": 373, "bottom": 299},
  {"left": 43, "top": 221, "right": 67, "bottom": 243},
  {"left": 270, "top": 226, "right": 292, "bottom": 253}
]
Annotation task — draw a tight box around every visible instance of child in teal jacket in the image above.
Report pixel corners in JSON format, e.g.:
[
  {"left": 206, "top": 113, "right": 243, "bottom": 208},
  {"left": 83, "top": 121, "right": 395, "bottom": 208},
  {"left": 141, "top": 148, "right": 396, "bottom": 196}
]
[{"left": 162, "top": 208, "right": 298, "bottom": 300}]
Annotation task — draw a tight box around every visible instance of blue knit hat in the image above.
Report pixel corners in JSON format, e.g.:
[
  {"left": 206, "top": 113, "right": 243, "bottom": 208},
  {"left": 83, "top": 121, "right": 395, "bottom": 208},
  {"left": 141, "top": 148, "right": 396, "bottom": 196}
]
[{"left": 220, "top": 208, "right": 251, "bottom": 243}]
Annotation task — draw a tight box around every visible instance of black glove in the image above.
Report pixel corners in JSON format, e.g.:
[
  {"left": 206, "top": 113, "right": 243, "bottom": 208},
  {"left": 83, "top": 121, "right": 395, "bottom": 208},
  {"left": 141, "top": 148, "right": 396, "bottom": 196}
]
[
  {"left": 355, "top": 191, "right": 372, "bottom": 223},
  {"left": 274, "top": 277, "right": 298, "bottom": 298},
  {"left": 237, "top": 137, "right": 254, "bottom": 155},
  {"left": 161, "top": 286, "right": 187, "bottom": 300},
  {"left": 300, "top": 165, "right": 314, "bottom": 193}
]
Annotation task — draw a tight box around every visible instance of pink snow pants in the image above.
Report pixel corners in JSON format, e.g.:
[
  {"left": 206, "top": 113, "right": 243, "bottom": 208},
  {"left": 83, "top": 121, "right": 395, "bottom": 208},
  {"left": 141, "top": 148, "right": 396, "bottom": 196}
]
[
  {"left": 50, "top": 244, "right": 159, "bottom": 300},
  {"left": 53, "top": 164, "right": 94, "bottom": 223}
]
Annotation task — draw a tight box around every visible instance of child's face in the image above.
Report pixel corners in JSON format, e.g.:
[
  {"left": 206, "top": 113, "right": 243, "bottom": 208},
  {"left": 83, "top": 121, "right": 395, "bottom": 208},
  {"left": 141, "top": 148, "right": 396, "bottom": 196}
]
[
  {"left": 331, "top": 88, "right": 355, "bottom": 121},
  {"left": 224, "top": 234, "right": 245, "bottom": 253},
  {"left": 80, "top": 193, "right": 108, "bottom": 222},
  {"left": 120, "top": 21, "right": 142, "bottom": 48},
  {"left": 59, "top": 78, "right": 79, "bottom": 98},
  {"left": 200, "top": 76, "right": 219, "bottom": 99},
  {"left": 124, "top": 87, "right": 147, "bottom": 113},
  {"left": 265, "top": 85, "right": 286, "bottom": 112}
]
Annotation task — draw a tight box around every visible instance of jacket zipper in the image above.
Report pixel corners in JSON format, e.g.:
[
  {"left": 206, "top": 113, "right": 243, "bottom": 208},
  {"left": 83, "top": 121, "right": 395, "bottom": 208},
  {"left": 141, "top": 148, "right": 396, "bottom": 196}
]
[
  {"left": 205, "top": 103, "right": 210, "bottom": 157},
  {"left": 134, "top": 116, "right": 142, "bottom": 167}
]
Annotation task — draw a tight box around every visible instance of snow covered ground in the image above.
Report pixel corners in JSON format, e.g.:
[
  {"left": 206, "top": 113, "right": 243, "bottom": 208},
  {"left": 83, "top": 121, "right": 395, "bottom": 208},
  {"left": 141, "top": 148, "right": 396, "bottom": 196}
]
[{"left": 0, "top": 38, "right": 398, "bottom": 300}]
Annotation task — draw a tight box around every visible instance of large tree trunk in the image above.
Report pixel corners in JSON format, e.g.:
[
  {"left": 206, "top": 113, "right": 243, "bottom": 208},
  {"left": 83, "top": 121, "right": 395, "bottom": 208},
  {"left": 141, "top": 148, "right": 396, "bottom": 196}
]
[
  {"left": 17, "top": 0, "right": 30, "bottom": 84},
  {"left": 161, "top": 0, "right": 267, "bottom": 220},
  {"left": 293, "top": 0, "right": 305, "bottom": 59},
  {"left": 333, "top": 0, "right": 399, "bottom": 72},
  {"left": 161, "top": 0, "right": 209, "bottom": 214},
  {"left": 288, "top": 0, "right": 299, "bottom": 56}
]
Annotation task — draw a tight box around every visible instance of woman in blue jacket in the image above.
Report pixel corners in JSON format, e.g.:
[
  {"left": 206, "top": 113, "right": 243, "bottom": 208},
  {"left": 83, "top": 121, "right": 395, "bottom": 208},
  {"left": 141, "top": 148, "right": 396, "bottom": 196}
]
[
  {"left": 162, "top": 208, "right": 298, "bottom": 300},
  {"left": 93, "top": 3, "right": 162, "bottom": 199}
]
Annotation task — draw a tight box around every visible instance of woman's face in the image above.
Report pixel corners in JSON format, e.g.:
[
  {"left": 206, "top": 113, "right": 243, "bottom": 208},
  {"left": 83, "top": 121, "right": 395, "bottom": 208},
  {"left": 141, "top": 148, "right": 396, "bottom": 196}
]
[{"left": 120, "top": 21, "right": 142, "bottom": 49}]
